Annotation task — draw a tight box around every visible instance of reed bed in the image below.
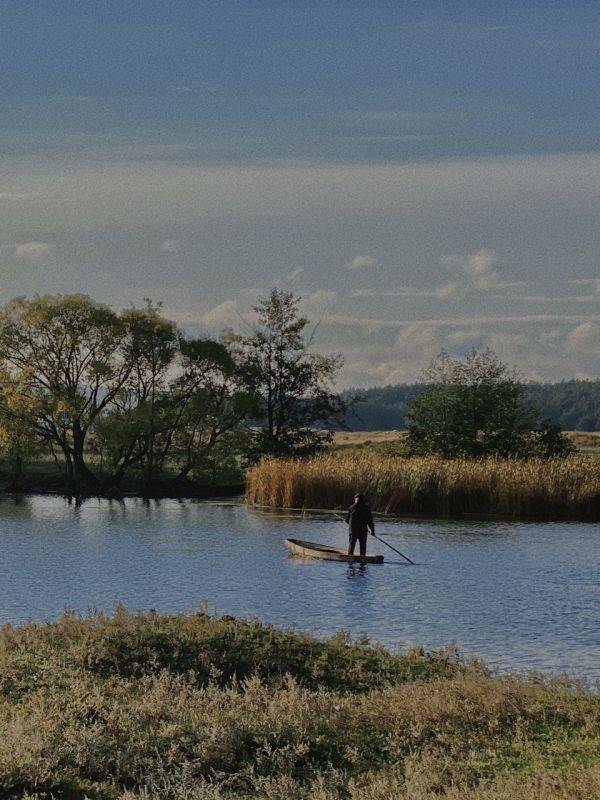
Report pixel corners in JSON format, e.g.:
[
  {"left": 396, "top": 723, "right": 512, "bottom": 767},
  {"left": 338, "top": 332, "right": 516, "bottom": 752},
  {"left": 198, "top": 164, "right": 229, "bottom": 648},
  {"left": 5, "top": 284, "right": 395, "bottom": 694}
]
[{"left": 246, "top": 453, "right": 600, "bottom": 519}]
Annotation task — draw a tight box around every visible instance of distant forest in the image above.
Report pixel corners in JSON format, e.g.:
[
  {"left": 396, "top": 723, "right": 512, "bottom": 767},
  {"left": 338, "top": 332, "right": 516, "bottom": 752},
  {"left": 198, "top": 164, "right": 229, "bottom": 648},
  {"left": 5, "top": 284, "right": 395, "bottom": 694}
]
[{"left": 341, "top": 380, "right": 600, "bottom": 431}]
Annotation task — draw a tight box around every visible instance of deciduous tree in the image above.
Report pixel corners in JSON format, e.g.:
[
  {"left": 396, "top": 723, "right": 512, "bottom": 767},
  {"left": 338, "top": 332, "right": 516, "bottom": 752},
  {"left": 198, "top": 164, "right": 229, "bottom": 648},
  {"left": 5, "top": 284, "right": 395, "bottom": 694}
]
[
  {"left": 0, "top": 295, "right": 133, "bottom": 488},
  {"left": 241, "top": 289, "right": 347, "bottom": 457},
  {"left": 407, "top": 349, "right": 573, "bottom": 458}
]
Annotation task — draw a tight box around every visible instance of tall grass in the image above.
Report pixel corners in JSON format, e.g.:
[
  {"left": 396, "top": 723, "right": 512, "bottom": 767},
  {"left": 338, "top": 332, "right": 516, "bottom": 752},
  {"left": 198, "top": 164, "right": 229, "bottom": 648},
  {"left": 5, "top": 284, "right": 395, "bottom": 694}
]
[
  {"left": 0, "top": 608, "right": 598, "bottom": 799},
  {"left": 246, "top": 453, "right": 600, "bottom": 519}
]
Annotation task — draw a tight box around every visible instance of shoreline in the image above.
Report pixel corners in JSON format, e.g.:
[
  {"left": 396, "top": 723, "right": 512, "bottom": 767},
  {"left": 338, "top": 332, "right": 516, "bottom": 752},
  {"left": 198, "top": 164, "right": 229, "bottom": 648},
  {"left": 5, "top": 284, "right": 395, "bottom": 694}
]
[
  {"left": 0, "top": 609, "right": 597, "bottom": 799},
  {"left": 0, "top": 477, "right": 245, "bottom": 502},
  {"left": 248, "top": 501, "right": 600, "bottom": 523},
  {"left": 2, "top": 486, "right": 598, "bottom": 522}
]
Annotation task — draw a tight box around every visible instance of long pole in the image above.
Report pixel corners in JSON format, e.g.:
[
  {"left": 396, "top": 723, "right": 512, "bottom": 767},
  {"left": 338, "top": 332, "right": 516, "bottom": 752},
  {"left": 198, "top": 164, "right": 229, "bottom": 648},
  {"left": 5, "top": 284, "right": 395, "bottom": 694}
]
[
  {"left": 334, "top": 513, "right": 414, "bottom": 565},
  {"left": 372, "top": 534, "right": 414, "bottom": 565}
]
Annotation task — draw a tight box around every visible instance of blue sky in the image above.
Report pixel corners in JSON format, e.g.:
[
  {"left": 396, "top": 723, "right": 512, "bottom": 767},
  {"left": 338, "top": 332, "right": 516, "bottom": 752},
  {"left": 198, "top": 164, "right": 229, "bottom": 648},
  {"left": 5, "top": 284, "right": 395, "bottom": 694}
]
[{"left": 1, "top": 1, "right": 599, "bottom": 385}]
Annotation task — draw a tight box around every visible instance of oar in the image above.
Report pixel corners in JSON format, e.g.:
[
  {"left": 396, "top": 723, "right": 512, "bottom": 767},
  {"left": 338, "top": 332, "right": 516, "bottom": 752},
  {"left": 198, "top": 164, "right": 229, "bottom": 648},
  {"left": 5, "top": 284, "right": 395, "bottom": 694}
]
[
  {"left": 372, "top": 533, "right": 414, "bottom": 565},
  {"left": 333, "top": 513, "right": 415, "bottom": 565}
]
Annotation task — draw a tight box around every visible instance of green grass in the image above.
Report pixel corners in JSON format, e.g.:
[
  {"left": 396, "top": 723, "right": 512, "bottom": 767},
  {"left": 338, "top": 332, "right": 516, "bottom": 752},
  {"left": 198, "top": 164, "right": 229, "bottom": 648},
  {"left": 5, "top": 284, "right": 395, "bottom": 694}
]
[{"left": 0, "top": 609, "right": 598, "bottom": 799}]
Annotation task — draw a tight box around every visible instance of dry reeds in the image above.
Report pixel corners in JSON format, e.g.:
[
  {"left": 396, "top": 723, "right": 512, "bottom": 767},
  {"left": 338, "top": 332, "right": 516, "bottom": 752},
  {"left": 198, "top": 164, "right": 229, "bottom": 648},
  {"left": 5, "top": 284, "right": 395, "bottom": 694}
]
[{"left": 246, "top": 453, "right": 600, "bottom": 519}]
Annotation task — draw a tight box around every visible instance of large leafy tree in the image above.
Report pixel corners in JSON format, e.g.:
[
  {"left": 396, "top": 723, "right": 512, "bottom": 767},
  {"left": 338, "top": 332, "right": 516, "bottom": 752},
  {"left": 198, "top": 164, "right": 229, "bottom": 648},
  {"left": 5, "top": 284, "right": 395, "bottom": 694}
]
[
  {"left": 241, "top": 289, "right": 347, "bottom": 457},
  {"left": 0, "top": 295, "right": 134, "bottom": 487},
  {"left": 407, "top": 349, "right": 573, "bottom": 459},
  {"left": 94, "top": 300, "right": 180, "bottom": 490},
  {"left": 169, "top": 337, "right": 258, "bottom": 482},
  {"left": 96, "top": 334, "right": 256, "bottom": 492},
  {"left": 0, "top": 368, "right": 42, "bottom": 486}
]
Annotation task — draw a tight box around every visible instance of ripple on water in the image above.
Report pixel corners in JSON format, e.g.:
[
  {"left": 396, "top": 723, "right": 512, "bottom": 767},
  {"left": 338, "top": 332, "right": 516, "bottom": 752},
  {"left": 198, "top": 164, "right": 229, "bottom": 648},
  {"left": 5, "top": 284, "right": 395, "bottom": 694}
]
[{"left": 0, "top": 495, "right": 598, "bottom": 680}]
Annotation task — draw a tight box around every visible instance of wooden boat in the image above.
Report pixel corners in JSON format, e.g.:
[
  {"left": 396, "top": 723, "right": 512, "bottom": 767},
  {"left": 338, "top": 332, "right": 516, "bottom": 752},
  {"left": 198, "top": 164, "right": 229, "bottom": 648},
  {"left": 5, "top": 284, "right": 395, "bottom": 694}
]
[{"left": 285, "top": 538, "right": 384, "bottom": 564}]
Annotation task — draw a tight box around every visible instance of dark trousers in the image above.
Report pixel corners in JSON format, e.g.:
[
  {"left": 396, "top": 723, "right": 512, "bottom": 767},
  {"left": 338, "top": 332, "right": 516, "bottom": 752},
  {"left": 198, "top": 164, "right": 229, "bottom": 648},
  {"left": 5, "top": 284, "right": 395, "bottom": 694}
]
[{"left": 348, "top": 530, "right": 368, "bottom": 557}]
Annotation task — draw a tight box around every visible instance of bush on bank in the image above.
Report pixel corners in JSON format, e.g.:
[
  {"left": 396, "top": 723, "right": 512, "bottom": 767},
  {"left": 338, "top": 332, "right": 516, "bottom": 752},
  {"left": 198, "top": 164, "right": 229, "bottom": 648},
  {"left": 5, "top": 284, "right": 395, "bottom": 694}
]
[
  {"left": 246, "top": 453, "right": 600, "bottom": 520},
  {"left": 0, "top": 609, "right": 598, "bottom": 799}
]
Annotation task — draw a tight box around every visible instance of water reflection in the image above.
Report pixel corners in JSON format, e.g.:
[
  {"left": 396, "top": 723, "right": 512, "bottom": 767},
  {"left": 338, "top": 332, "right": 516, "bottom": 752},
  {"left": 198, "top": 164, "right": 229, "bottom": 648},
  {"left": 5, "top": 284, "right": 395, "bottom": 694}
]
[
  {"left": 0, "top": 495, "right": 597, "bottom": 679},
  {"left": 347, "top": 563, "right": 367, "bottom": 578}
]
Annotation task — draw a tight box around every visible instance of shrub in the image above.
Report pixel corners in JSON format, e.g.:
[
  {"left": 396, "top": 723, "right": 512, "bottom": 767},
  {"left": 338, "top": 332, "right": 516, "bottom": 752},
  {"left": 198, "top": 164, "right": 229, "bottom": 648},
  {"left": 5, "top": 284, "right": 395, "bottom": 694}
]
[{"left": 0, "top": 610, "right": 598, "bottom": 799}]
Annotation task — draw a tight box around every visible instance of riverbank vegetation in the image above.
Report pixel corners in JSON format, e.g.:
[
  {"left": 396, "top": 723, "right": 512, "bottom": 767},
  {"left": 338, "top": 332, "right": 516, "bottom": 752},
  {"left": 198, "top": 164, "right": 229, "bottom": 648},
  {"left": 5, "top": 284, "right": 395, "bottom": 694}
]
[
  {"left": 246, "top": 453, "right": 600, "bottom": 519},
  {"left": 0, "top": 290, "right": 346, "bottom": 496},
  {"left": 0, "top": 290, "right": 592, "bottom": 508},
  {"left": 0, "top": 609, "right": 598, "bottom": 799}
]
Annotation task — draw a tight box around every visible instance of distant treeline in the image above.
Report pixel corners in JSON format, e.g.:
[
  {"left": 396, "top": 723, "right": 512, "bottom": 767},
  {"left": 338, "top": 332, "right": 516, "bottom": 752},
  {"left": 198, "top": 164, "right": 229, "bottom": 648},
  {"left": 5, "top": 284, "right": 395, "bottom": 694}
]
[{"left": 342, "top": 380, "right": 600, "bottom": 431}]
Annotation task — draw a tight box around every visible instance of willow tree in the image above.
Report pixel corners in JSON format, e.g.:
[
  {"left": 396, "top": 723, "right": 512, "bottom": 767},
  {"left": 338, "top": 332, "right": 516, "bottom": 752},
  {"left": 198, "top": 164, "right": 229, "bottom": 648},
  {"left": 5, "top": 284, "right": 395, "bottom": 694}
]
[
  {"left": 0, "top": 369, "right": 41, "bottom": 486},
  {"left": 95, "top": 331, "right": 257, "bottom": 493},
  {"left": 96, "top": 301, "right": 180, "bottom": 491},
  {"left": 0, "top": 295, "right": 133, "bottom": 488}
]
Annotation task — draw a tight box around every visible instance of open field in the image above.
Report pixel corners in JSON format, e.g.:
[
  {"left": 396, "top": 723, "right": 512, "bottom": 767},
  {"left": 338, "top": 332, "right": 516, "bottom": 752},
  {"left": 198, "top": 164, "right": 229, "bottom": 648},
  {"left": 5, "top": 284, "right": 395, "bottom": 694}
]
[
  {"left": 332, "top": 430, "right": 408, "bottom": 447},
  {"left": 0, "top": 609, "right": 598, "bottom": 799},
  {"left": 331, "top": 430, "right": 600, "bottom": 456},
  {"left": 568, "top": 431, "right": 600, "bottom": 455},
  {"left": 246, "top": 453, "right": 600, "bottom": 519}
]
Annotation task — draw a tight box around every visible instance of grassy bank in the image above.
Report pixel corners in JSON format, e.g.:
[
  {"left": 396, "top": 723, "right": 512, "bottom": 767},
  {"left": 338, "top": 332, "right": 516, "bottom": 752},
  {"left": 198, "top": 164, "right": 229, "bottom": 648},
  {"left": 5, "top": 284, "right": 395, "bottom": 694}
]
[
  {"left": 0, "top": 609, "right": 598, "bottom": 799},
  {"left": 246, "top": 453, "right": 600, "bottom": 519}
]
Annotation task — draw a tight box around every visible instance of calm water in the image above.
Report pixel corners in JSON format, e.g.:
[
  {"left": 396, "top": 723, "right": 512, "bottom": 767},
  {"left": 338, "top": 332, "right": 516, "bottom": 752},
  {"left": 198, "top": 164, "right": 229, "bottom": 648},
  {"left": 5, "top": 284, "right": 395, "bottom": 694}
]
[{"left": 0, "top": 495, "right": 598, "bottom": 680}]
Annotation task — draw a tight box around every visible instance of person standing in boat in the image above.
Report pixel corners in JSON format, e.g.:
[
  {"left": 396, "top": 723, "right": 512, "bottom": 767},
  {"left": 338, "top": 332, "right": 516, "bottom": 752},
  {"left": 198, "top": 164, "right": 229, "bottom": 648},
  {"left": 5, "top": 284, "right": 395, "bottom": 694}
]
[{"left": 345, "top": 492, "right": 375, "bottom": 562}]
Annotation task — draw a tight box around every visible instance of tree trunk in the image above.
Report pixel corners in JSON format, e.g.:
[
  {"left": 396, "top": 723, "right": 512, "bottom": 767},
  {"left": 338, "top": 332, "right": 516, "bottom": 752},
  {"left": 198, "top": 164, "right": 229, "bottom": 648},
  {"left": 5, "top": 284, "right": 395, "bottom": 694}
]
[
  {"left": 63, "top": 449, "right": 74, "bottom": 483},
  {"left": 72, "top": 422, "right": 97, "bottom": 489},
  {"left": 6, "top": 452, "right": 24, "bottom": 492}
]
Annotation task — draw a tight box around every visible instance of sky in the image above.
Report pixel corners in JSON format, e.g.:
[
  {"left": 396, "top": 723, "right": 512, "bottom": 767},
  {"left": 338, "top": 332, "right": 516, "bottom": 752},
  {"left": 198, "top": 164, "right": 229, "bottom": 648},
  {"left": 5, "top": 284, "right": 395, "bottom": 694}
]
[{"left": 1, "top": 0, "right": 599, "bottom": 387}]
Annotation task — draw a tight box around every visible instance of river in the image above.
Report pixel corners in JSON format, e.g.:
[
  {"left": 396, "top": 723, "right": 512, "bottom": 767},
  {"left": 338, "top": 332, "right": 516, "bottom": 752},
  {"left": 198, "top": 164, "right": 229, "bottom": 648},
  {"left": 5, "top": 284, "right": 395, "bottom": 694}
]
[{"left": 0, "top": 495, "right": 598, "bottom": 680}]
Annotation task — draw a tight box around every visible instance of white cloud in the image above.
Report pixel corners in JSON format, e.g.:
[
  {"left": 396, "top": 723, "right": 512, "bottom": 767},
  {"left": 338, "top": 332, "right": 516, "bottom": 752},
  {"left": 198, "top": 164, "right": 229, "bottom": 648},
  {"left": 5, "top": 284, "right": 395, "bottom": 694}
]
[
  {"left": 435, "top": 281, "right": 460, "bottom": 300},
  {"left": 346, "top": 254, "right": 377, "bottom": 270},
  {"left": 441, "top": 247, "right": 499, "bottom": 277},
  {"left": 201, "top": 300, "right": 240, "bottom": 326},
  {"left": 306, "top": 290, "right": 337, "bottom": 303},
  {"left": 570, "top": 278, "right": 600, "bottom": 294},
  {"left": 393, "top": 324, "right": 440, "bottom": 352},
  {"left": 440, "top": 247, "right": 502, "bottom": 292},
  {"left": 321, "top": 311, "right": 600, "bottom": 330},
  {"left": 14, "top": 242, "right": 51, "bottom": 261},
  {"left": 351, "top": 282, "right": 459, "bottom": 300},
  {"left": 274, "top": 266, "right": 304, "bottom": 286},
  {"left": 160, "top": 239, "right": 181, "bottom": 253},
  {"left": 519, "top": 293, "right": 599, "bottom": 303},
  {"left": 446, "top": 328, "right": 486, "bottom": 346},
  {"left": 3, "top": 150, "right": 600, "bottom": 385},
  {"left": 565, "top": 321, "right": 600, "bottom": 353},
  {"left": 466, "top": 248, "right": 500, "bottom": 277},
  {"left": 337, "top": 318, "right": 600, "bottom": 387},
  {"left": 164, "top": 300, "right": 245, "bottom": 330}
]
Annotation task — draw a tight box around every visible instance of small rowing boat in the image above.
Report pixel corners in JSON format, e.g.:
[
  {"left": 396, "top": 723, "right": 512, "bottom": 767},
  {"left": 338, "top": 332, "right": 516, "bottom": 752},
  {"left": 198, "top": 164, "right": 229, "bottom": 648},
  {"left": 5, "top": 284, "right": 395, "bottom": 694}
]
[{"left": 285, "top": 538, "right": 384, "bottom": 564}]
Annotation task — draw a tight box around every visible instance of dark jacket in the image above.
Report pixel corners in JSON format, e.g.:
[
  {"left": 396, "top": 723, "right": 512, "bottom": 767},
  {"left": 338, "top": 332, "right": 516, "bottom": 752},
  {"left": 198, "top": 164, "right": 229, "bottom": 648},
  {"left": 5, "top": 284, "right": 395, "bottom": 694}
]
[{"left": 345, "top": 501, "right": 374, "bottom": 535}]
